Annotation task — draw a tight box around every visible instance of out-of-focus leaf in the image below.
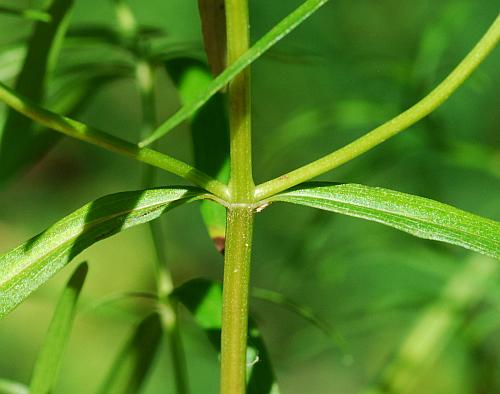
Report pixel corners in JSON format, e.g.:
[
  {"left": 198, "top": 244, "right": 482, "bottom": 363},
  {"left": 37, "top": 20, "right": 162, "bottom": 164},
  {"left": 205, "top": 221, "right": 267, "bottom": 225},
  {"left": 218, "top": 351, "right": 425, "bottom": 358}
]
[
  {"left": 140, "top": 0, "right": 331, "bottom": 146},
  {"left": 364, "top": 256, "right": 497, "bottom": 394},
  {"left": 269, "top": 182, "right": 500, "bottom": 259},
  {"left": 173, "top": 279, "right": 279, "bottom": 394},
  {"left": 66, "top": 25, "right": 165, "bottom": 49},
  {"left": 197, "top": 0, "right": 226, "bottom": 77},
  {"left": 0, "top": 187, "right": 206, "bottom": 319},
  {"left": 29, "top": 263, "right": 88, "bottom": 394},
  {"left": 0, "top": 379, "right": 29, "bottom": 394},
  {"left": 0, "top": 43, "right": 26, "bottom": 82},
  {"left": 0, "top": 6, "right": 51, "bottom": 22},
  {"left": 0, "top": 0, "right": 75, "bottom": 184},
  {"left": 251, "top": 287, "right": 349, "bottom": 355},
  {"left": 165, "top": 58, "right": 229, "bottom": 252},
  {"left": 98, "top": 313, "right": 163, "bottom": 394}
]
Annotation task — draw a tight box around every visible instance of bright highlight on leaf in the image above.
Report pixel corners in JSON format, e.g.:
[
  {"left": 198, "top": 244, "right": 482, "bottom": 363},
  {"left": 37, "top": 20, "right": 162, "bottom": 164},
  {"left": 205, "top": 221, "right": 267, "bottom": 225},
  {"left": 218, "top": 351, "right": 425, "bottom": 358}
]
[
  {"left": 0, "top": 187, "right": 206, "bottom": 319},
  {"left": 30, "top": 263, "right": 88, "bottom": 394},
  {"left": 269, "top": 183, "right": 500, "bottom": 259}
]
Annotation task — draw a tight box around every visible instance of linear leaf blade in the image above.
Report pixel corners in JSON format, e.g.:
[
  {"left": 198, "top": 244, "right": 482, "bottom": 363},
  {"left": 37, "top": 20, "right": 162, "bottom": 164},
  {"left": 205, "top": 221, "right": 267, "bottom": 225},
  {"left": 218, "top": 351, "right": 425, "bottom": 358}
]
[
  {"left": 173, "top": 279, "right": 279, "bottom": 394},
  {"left": 0, "top": 0, "right": 75, "bottom": 183},
  {"left": 0, "top": 187, "right": 206, "bottom": 319},
  {"left": 269, "top": 182, "right": 500, "bottom": 259},
  {"left": 98, "top": 313, "right": 163, "bottom": 394},
  {"left": 140, "top": 0, "right": 331, "bottom": 146},
  {"left": 29, "top": 262, "right": 88, "bottom": 394},
  {"left": 165, "top": 58, "right": 229, "bottom": 251}
]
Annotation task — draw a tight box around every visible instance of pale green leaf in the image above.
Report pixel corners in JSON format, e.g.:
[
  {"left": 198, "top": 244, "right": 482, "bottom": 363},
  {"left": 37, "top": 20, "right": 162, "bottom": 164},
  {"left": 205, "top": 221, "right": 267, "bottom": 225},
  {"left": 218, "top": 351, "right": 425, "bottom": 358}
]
[
  {"left": 0, "top": 378, "right": 29, "bottom": 394},
  {"left": 269, "top": 182, "right": 500, "bottom": 259},
  {"left": 0, "top": 187, "right": 206, "bottom": 319},
  {"left": 30, "top": 263, "right": 88, "bottom": 394}
]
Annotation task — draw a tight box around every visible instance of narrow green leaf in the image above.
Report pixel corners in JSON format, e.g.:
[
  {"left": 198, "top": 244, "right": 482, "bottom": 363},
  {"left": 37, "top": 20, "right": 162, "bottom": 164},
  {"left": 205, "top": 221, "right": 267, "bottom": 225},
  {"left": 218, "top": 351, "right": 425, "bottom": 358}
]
[
  {"left": 165, "top": 58, "right": 229, "bottom": 251},
  {"left": 0, "top": 187, "right": 206, "bottom": 319},
  {"left": 140, "top": 0, "right": 331, "bottom": 147},
  {"left": 197, "top": 0, "right": 227, "bottom": 77},
  {"left": 0, "top": 0, "right": 75, "bottom": 183},
  {"left": 30, "top": 263, "right": 88, "bottom": 394},
  {"left": 0, "top": 6, "right": 51, "bottom": 22},
  {"left": 0, "top": 379, "right": 29, "bottom": 394},
  {"left": 98, "top": 313, "right": 163, "bottom": 394},
  {"left": 173, "top": 279, "right": 279, "bottom": 394},
  {"left": 269, "top": 182, "right": 500, "bottom": 259}
]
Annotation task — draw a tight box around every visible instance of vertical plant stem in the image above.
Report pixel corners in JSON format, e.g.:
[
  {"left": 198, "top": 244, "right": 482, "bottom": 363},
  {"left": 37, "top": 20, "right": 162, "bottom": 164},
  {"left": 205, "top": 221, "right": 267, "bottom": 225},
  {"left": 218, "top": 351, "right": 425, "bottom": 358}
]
[
  {"left": 221, "top": 207, "right": 254, "bottom": 394},
  {"left": 221, "top": 0, "right": 255, "bottom": 393},
  {"left": 226, "top": 0, "right": 254, "bottom": 202},
  {"left": 137, "top": 59, "right": 190, "bottom": 394}
]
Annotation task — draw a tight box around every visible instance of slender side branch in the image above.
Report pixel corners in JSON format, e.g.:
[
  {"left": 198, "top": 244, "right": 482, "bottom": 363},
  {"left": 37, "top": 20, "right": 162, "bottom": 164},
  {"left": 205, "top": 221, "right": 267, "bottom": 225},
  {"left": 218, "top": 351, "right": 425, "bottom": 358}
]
[
  {"left": 0, "top": 81, "right": 229, "bottom": 199},
  {"left": 254, "top": 14, "right": 500, "bottom": 200}
]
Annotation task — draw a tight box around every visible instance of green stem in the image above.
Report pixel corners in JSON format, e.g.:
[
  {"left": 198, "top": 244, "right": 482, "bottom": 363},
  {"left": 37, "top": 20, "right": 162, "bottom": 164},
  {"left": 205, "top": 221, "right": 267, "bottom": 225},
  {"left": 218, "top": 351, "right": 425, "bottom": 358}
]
[
  {"left": 220, "top": 207, "right": 254, "bottom": 394},
  {"left": 134, "top": 44, "right": 190, "bottom": 394},
  {"left": 0, "top": 81, "right": 229, "bottom": 199},
  {"left": 220, "top": 1, "right": 255, "bottom": 393},
  {"left": 226, "top": 0, "right": 254, "bottom": 202},
  {"left": 254, "top": 14, "right": 500, "bottom": 200}
]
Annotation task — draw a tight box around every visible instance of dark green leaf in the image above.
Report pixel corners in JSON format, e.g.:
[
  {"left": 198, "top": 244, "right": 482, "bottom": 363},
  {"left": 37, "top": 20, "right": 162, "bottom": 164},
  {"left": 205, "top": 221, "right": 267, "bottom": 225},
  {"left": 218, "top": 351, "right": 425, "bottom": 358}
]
[
  {"left": 30, "top": 263, "right": 88, "bottom": 394},
  {"left": 0, "top": 0, "right": 75, "bottom": 184},
  {"left": 173, "top": 279, "right": 279, "bottom": 393},
  {"left": 269, "top": 182, "right": 500, "bottom": 259},
  {"left": 165, "top": 58, "right": 229, "bottom": 252},
  {"left": 98, "top": 313, "right": 163, "bottom": 394},
  {"left": 0, "top": 187, "right": 206, "bottom": 319}
]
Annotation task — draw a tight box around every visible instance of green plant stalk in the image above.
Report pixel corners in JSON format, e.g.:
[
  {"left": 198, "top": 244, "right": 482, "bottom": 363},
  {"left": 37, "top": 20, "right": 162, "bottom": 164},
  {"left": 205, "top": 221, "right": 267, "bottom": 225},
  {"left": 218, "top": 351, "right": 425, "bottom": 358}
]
[
  {"left": 0, "top": 81, "right": 228, "bottom": 199},
  {"left": 220, "top": 207, "right": 254, "bottom": 394},
  {"left": 254, "top": 14, "right": 500, "bottom": 200},
  {"left": 220, "top": 0, "right": 255, "bottom": 393},
  {"left": 136, "top": 59, "right": 189, "bottom": 394},
  {"left": 226, "top": 0, "right": 254, "bottom": 202}
]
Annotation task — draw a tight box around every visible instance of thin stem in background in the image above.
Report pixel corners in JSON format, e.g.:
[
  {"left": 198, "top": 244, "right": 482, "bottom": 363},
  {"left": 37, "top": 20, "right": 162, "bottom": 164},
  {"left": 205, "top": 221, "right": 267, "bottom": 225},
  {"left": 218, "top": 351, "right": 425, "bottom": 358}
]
[
  {"left": 254, "top": 14, "right": 500, "bottom": 200},
  {"left": 136, "top": 59, "right": 190, "bottom": 394},
  {"left": 0, "top": 81, "right": 229, "bottom": 199}
]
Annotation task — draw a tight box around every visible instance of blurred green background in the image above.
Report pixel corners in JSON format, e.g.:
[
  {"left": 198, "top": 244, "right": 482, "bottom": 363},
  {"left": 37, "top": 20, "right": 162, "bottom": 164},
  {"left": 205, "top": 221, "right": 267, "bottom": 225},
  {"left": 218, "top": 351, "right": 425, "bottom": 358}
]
[{"left": 0, "top": 0, "right": 499, "bottom": 393}]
